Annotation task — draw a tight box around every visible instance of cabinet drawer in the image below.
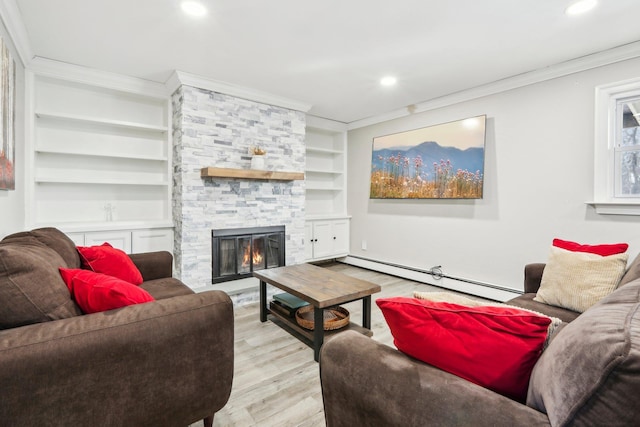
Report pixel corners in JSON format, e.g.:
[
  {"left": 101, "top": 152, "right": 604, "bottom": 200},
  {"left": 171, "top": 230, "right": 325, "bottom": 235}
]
[
  {"left": 84, "top": 231, "right": 132, "bottom": 253},
  {"left": 131, "top": 229, "right": 173, "bottom": 253}
]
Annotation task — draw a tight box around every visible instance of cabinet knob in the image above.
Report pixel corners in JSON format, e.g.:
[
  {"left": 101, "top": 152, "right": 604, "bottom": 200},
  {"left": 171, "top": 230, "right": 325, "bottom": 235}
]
[{"left": 333, "top": 236, "right": 336, "bottom": 239}]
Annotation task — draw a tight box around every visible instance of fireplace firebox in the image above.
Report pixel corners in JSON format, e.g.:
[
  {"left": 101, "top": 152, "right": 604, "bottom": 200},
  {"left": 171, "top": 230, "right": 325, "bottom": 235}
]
[{"left": 211, "top": 225, "right": 285, "bottom": 284}]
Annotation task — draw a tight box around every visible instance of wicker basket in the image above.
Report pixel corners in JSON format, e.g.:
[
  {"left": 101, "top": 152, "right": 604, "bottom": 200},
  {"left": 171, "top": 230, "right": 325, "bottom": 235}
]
[{"left": 295, "top": 305, "right": 350, "bottom": 331}]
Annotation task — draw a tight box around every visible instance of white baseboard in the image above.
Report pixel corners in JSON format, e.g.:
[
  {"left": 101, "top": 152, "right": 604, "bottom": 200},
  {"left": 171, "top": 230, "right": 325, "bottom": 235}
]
[{"left": 340, "top": 256, "right": 522, "bottom": 302}]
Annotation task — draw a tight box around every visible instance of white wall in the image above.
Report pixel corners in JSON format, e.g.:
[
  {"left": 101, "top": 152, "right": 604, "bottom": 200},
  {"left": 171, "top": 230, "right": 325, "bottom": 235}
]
[
  {"left": 0, "top": 16, "right": 25, "bottom": 238},
  {"left": 347, "top": 57, "right": 640, "bottom": 292}
]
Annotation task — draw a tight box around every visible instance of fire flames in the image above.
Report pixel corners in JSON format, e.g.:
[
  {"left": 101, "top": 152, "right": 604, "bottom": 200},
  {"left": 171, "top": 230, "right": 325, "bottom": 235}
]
[{"left": 242, "top": 242, "right": 263, "bottom": 268}]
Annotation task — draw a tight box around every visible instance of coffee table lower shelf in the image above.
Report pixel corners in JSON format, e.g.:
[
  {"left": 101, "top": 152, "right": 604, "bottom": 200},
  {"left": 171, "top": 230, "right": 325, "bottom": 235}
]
[{"left": 268, "top": 307, "right": 373, "bottom": 348}]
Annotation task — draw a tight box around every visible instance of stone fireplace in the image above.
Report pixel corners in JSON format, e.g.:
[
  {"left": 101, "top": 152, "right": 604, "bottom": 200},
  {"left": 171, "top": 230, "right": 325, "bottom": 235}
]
[
  {"left": 211, "top": 225, "right": 285, "bottom": 283},
  {"left": 171, "top": 83, "right": 306, "bottom": 293}
]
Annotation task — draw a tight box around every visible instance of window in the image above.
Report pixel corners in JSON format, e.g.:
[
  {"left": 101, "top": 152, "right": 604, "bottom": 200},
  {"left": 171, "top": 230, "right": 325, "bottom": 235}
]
[
  {"left": 592, "top": 77, "right": 640, "bottom": 215},
  {"left": 615, "top": 97, "right": 640, "bottom": 197}
]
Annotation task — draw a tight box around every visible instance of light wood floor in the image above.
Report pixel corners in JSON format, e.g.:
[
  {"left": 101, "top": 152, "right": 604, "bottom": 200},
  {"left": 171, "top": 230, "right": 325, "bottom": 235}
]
[{"left": 195, "top": 263, "right": 481, "bottom": 427}]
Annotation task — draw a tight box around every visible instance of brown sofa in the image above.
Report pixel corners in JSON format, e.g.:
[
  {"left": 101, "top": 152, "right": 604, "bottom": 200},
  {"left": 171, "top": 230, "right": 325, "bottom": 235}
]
[
  {"left": 0, "top": 227, "right": 234, "bottom": 427},
  {"left": 320, "top": 255, "right": 640, "bottom": 427}
]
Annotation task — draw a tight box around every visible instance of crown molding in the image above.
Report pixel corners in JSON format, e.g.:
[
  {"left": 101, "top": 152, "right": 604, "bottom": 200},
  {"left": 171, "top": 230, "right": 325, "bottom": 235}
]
[
  {"left": 167, "top": 70, "right": 312, "bottom": 113},
  {"left": 348, "top": 41, "right": 640, "bottom": 130},
  {"left": 29, "top": 57, "right": 167, "bottom": 98},
  {"left": 306, "top": 114, "right": 348, "bottom": 132},
  {"left": 0, "top": 0, "right": 34, "bottom": 67}
]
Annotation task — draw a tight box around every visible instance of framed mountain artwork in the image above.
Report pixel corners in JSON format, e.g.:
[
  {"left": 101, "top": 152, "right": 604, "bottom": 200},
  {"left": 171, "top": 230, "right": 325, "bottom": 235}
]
[
  {"left": 0, "top": 35, "right": 15, "bottom": 191},
  {"left": 369, "top": 115, "right": 486, "bottom": 199}
]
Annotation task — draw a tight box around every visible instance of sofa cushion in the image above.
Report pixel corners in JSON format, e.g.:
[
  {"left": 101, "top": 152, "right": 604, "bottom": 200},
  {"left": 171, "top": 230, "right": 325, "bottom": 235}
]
[
  {"left": 619, "top": 252, "right": 640, "bottom": 287},
  {"left": 507, "top": 293, "right": 580, "bottom": 323},
  {"left": 527, "top": 278, "right": 640, "bottom": 426},
  {"left": 59, "top": 268, "right": 155, "bottom": 314},
  {"left": 78, "top": 243, "right": 143, "bottom": 285},
  {"left": 140, "top": 277, "right": 194, "bottom": 300},
  {"left": 2, "top": 227, "right": 81, "bottom": 269},
  {"left": 0, "top": 237, "right": 82, "bottom": 329},
  {"left": 377, "top": 297, "right": 554, "bottom": 402},
  {"left": 534, "top": 246, "right": 628, "bottom": 313}
]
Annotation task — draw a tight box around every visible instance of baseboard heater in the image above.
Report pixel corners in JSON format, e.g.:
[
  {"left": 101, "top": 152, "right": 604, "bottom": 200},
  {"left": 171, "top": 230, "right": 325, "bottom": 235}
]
[{"left": 340, "top": 255, "right": 522, "bottom": 302}]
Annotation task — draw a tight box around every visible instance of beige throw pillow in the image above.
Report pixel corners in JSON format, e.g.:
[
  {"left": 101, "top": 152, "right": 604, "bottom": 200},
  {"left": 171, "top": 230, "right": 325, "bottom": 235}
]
[
  {"left": 534, "top": 246, "right": 628, "bottom": 313},
  {"left": 413, "top": 291, "right": 492, "bottom": 307}
]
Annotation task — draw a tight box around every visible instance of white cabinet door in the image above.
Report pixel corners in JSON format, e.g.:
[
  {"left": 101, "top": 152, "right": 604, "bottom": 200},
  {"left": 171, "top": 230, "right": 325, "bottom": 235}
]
[
  {"left": 331, "top": 220, "right": 350, "bottom": 256},
  {"left": 312, "top": 221, "right": 334, "bottom": 259},
  {"left": 131, "top": 229, "right": 173, "bottom": 253},
  {"left": 84, "top": 231, "right": 132, "bottom": 253},
  {"left": 304, "top": 222, "right": 314, "bottom": 260}
]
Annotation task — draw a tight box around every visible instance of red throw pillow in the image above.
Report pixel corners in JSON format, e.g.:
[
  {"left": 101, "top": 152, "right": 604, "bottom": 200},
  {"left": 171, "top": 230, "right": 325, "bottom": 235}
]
[
  {"left": 552, "top": 238, "right": 628, "bottom": 257},
  {"left": 59, "top": 268, "right": 154, "bottom": 314},
  {"left": 77, "top": 243, "right": 143, "bottom": 285},
  {"left": 376, "top": 297, "right": 552, "bottom": 402}
]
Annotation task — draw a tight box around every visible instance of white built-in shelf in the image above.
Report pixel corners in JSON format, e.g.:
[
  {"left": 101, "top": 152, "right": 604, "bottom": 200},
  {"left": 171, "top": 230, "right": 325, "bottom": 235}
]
[
  {"left": 35, "top": 177, "right": 169, "bottom": 186},
  {"left": 306, "top": 184, "right": 343, "bottom": 191},
  {"left": 305, "top": 214, "right": 353, "bottom": 221},
  {"left": 306, "top": 147, "right": 342, "bottom": 155},
  {"left": 34, "top": 220, "right": 174, "bottom": 233},
  {"left": 305, "top": 168, "right": 343, "bottom": 175},
  {"left": 35, "top": 111, "right": 168, "bottom": 133},
  {"left": 28, "top": 70, "right": 172, "bottom": 230},
  {"left": 35, "top": 148, "right": 168, "bottom": 162},
  {"left": 304, "top": 118, "right": 348, "bottom": 219}
]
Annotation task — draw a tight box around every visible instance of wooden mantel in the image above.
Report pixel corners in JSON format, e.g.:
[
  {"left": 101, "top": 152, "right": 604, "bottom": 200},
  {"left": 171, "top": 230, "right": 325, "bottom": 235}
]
[{"left": 200, "top": 167, "right": 304, "bottom": 181}]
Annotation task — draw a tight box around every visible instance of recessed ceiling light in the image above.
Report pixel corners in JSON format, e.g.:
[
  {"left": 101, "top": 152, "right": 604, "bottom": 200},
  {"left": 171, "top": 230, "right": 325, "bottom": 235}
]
[
  {"left": 565, "top": 0, "right": 597, "bottom": 16},
  {"left": 181, "top": 1, "right": 207, "bottom": 17},
  {"left": 380, "top": 76, "right": 397, "bottom": 87}
]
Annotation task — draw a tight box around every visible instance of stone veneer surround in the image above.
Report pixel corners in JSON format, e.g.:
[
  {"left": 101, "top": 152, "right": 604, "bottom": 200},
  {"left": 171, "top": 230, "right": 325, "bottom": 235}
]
[{"left": 172, "top": 85, "right": 306, "bottom": 290}]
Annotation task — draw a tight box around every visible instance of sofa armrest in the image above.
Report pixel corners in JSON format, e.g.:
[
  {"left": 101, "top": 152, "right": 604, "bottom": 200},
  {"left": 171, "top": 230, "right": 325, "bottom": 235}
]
[
  {"left": 129, "top": 250, "right": 173, "bottom": 280},
  {"left": 524, "top": 263, "right": 546, "bottom": 294},
  {"left": 320, "top": 331, "right": 550, "bottom": 427},
  {"left": 0, "top": 290, "right": 233, "bottom": 426}
]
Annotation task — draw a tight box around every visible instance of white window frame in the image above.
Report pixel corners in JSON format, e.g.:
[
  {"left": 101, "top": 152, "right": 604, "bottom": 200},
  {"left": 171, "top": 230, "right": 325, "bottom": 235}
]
[{"left": 590, "top": 77, "right": 640, "bottom": 215}]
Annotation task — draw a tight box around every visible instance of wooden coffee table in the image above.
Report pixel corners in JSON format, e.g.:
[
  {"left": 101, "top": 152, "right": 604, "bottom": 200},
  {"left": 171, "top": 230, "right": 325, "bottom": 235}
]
[{"left": 254, "top": 263, "right": 381, "bottom": 361}]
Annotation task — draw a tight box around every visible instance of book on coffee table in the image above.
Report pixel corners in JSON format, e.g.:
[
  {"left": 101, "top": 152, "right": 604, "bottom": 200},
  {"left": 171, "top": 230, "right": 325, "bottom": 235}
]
[
  {"left": 273, "top": 292, "right": 309, "bottom": 310},
  {"left": 269, "top": 300, "right": 297, "bottom": 318}
]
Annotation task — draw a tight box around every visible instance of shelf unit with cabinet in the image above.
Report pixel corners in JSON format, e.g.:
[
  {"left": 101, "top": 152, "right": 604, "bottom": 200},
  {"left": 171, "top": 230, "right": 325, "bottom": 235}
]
[
  {"left": 305, "top": 116, "right": 348, "bottom": 217},
  {"left": 304, "top": 217, "right": 350, "bottom": 262},
  {"left": 304, "top": 116, "right": 350, "bottom": 261},
  {"left": 25, "top": 59, "right": 173, "bottom": 252}
]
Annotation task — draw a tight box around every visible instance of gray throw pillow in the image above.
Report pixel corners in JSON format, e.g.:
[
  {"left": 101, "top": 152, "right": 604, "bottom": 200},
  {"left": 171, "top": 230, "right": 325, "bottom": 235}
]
[
  {"left": 0, "top": 236, "right": 82, "bottom": 329},
  {"left": 3, "top": 227, "right": 81, "bottom": 269},
  {"left": 526, "top": 277, "right": 640, "bottom": 426}
]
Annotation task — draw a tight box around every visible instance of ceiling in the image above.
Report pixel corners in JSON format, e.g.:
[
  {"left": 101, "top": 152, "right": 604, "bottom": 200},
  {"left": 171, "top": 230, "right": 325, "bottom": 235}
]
[{"left": 12, "top": 0, "right": 640, "bottom": 124}]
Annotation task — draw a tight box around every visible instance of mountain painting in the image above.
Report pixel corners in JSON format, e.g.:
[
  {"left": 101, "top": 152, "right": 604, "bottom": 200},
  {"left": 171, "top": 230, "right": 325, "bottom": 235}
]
[{"left": 370, "top": 115, "right": 486, "bottom": 199}]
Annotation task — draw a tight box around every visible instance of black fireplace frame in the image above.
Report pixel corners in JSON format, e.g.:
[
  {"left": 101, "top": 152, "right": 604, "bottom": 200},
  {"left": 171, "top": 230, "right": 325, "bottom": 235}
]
[{"left": 211, "top": 225, "right": 285, "bottom": 284}]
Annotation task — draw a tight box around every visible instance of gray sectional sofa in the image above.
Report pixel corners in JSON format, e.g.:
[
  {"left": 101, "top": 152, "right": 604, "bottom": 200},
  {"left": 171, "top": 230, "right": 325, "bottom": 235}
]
[{"left": 320, "top": 255, "right": 640, "bottom": 426}]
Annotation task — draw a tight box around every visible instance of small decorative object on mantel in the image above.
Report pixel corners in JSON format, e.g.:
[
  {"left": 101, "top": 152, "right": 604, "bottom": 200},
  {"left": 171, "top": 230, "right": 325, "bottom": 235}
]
[{"left": 250, "top": 146, "right": 266, "bottom": 170}]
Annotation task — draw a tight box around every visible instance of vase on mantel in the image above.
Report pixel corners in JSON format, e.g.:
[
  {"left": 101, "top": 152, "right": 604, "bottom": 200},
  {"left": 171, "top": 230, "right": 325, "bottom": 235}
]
[{"left": 250, "top": 155, "right": 265, "bottom": 170}]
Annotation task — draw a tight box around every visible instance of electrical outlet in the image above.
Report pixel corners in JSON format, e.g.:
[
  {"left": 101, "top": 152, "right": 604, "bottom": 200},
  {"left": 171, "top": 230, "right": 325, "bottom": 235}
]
[{"left": 361, "top": 240, "right": 367, "bottom": 250}]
